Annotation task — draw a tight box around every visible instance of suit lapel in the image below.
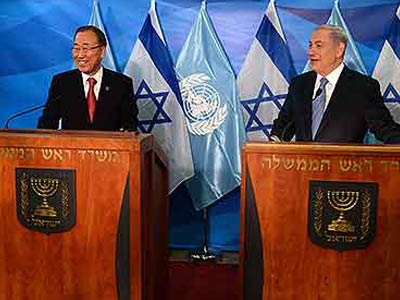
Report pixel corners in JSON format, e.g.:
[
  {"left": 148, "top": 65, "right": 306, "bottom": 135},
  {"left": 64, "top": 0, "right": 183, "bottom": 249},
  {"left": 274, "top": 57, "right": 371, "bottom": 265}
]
[
  {"left": 73, "top": 69, "right": 86, "bottom": 102},
  {"left": 97, "top": 69, "right": 112, "bottom": 104},
  {"left": 71, "top": 70, "right": 90, "bottom": 119},
  {"left": 304, "top": 72, "right": 316, "bottom": 140},
  {"left": 315, "top": 66, "right": 352, "bottom": 139},
  {"left": 93, "top": 68, "right": 113, "bottom": 122},
  {"left": 98, "top": 68, "right": 109, "bottom": 103}
]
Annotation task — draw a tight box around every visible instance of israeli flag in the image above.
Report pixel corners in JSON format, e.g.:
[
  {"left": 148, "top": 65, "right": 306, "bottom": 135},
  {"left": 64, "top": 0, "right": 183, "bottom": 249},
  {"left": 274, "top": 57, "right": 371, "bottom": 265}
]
[
  {"left": 124, "top": 0, "right": 194, "bottom": 193},
  {"left": 237, "top": 0, "right": 296, "bottom": 141},
  {"left": 175, "top": 1, "right": 246, "bottom": 210},
  {"left": 303, "top": 0, "right": 367, "bottom": 75},
  {"left": 88, "top": 0, "right": 117, "bottom": 71},
  {"left": 372, "top": 5, "right": 400, "bottom": 122}
]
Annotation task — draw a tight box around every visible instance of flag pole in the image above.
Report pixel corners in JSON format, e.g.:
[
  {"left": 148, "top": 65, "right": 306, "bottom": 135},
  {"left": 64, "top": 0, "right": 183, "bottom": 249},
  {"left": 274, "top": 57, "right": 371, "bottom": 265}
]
[{"left": 190, "top": 208, "right": 219, "bottom": 261}]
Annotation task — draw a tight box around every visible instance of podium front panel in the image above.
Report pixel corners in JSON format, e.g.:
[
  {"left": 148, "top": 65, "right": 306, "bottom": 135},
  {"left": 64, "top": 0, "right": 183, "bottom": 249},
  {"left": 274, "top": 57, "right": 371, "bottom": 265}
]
[{"left": 240, "top": 143, "right": 400, "bottom": 300}]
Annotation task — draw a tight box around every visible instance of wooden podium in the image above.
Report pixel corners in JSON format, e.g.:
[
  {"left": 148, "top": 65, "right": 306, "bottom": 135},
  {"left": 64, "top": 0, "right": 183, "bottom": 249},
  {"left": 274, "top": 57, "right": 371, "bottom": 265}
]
[
  {"left": 240, "top": 142, "right": 400, "bottom": 300},
  {"left": 0, "top": 129, "right": 168, "bottom": 300}
]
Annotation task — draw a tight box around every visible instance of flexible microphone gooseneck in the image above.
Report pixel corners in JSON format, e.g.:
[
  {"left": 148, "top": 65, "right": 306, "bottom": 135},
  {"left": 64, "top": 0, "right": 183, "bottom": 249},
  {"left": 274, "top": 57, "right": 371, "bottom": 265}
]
[{"left": 3, "top": 104, "right": 46, "bottom": 129}]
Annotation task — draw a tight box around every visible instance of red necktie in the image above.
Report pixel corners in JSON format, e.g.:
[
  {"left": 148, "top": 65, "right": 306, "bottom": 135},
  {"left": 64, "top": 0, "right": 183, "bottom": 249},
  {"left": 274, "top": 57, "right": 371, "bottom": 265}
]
[{"left": 87, "top": 77, "right": 97, "bottom": 122}]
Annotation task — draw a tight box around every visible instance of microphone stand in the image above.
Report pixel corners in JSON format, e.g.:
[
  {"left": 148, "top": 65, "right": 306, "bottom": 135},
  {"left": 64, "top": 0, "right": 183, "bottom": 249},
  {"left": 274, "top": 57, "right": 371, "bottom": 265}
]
[
  {"left": 190, "top": 208, "right": 219, "bottom": 261},
  {"left": 3, "top": 104, "right": 46, "bottom": 129}
]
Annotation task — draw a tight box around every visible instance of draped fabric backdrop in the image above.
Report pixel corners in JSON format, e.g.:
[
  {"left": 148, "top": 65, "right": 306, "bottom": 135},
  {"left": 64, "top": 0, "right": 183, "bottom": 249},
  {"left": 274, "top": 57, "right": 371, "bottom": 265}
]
[{"left": 1, "top": 0, "right": 398, "bottom": 251}]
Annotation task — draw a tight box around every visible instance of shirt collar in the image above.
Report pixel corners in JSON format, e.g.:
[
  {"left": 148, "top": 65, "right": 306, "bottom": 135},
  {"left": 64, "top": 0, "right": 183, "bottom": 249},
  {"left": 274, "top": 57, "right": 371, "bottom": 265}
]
[
  {"left": 81, "top": 66, "right": 103, "bottom": 84},
  {"left": 316, "top": 62, "right": 344, "bottom": 86}
]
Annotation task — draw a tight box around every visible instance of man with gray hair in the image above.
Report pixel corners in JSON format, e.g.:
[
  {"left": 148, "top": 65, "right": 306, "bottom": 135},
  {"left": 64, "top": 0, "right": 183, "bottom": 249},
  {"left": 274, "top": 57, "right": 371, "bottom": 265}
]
[
  {"left": 38, "top": 25, "right": 138, "bottom": 131},
  {"left": 270, "top": 24, "right": 400, "bottom": 143}
]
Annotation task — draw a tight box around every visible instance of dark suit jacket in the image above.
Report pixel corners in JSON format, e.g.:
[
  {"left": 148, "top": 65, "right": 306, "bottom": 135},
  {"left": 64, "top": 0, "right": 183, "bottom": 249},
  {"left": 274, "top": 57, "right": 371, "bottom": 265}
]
[
  {"left": 271, "top": 66, "right": 400, "bottom": 143},
  {"left": 38, "top": 68, "right": 138, "bottom": 131}
]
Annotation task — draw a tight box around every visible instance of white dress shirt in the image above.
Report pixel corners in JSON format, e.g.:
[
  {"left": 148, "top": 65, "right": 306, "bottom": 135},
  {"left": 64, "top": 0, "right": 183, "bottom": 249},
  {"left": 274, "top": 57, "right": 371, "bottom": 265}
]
[
  {"left": 81, "top": 66, "right": 103, "bottom": 101},
  {"left": 313, "top": 63, "right": 345, "bottom": 110}
]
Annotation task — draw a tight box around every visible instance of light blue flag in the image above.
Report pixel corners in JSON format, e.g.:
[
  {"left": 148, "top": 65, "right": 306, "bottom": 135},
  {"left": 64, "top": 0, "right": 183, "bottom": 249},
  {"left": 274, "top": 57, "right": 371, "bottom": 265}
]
[
  {"left": 124, "top": 0, "right": 194, "bottom": 193},
  {"left": 372, "top": 5, "right": 400, "bottom": 122},
  {"left": 175, "top": 1, "right": 246, "bottom": 210},
  {"left": 88, "top": 0, "right": 117, "bottom": 71},
  {"left": 238, "top": 0, "right": 296, "bottom": 141}
]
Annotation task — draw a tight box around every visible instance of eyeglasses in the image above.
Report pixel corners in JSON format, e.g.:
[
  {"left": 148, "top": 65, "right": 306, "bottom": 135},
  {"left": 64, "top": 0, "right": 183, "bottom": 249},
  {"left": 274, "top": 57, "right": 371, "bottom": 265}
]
[{"left": 72, "top": 45, "right": 103, "bottom": 53}]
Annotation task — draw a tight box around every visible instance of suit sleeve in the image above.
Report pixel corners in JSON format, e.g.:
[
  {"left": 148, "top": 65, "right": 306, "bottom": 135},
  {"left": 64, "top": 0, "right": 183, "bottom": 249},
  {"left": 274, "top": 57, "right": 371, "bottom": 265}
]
[
  {"left": 37, "top": 76, "right": 61, "bottom": 129},
  {"left": 270, "top": 80, "right": 296, "bottom": 141},
  {"left": 365, "top": 78, "right": 400, "bottom": 144},
  {"left": 120, "top": 76, "right": 138, "bottom": 131}
]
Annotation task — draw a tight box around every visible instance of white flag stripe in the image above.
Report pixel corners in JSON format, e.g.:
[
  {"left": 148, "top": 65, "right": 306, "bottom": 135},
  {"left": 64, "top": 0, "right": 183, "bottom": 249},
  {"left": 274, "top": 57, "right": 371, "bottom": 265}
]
[
  {"left": 266, "top": 0, "right": 286, "bottom": 42},
  {"left": 373, "top": 42, "right": 400, "bottom": 91},
  {"left": 149, "top": 0, "right": 165, "bottom": 44}
]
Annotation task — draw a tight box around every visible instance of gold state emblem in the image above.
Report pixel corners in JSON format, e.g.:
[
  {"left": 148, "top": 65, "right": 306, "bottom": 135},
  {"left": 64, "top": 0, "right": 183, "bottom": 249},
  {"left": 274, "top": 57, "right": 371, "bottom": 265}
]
[
  {"left": 16, "top": 168, "right": 76, "bottom": 234},
  {"left": 308, "top": 181, "right": 377, "bottom": 251}
]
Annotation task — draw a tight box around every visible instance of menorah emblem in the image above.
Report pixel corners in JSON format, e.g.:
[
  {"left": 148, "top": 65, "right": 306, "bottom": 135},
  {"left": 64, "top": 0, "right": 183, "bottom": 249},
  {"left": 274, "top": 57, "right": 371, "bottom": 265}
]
[
  {"left": 31, "top": 177, "right": 59, "bottom": 217},
  {"left": 327, "top": 190, "right": 359, "bottom": 233}
]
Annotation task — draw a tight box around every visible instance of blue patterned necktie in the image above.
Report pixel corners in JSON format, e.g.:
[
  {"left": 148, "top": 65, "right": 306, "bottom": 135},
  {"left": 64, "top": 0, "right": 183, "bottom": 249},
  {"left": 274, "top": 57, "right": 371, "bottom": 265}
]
[{"left": 312, "top": 77, "right": 329, "bottom": 139}]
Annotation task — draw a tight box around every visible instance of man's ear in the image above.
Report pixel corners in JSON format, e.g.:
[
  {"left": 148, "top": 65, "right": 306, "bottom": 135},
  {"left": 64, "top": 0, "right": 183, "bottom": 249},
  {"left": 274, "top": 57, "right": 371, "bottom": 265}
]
[
  {"left": 100, "top": 46, "right": 106, "bottom": 60},
  {"left": 336, "top": 42, "right": 346, "bottom": 59}
]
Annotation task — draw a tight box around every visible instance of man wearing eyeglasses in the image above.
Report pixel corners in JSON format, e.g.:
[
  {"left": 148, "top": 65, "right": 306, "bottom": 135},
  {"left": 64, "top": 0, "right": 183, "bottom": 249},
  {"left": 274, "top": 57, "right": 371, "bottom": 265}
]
[{"left": 38, "top": 25, "right": 138, "bottom": 131}]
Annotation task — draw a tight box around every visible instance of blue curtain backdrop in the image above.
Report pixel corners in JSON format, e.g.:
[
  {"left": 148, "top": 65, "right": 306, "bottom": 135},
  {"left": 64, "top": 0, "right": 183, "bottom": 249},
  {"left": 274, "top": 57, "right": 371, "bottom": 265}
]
[{"left": 1, "top": 0, "right": 398, "bottom": 251}]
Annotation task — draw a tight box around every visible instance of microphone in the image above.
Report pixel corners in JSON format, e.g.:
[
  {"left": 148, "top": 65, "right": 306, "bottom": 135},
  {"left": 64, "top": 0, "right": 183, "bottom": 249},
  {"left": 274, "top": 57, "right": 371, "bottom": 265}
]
[
  {"left": 3, "top": 104, "right": 46, "bottom": 129},
  {"left": 313, "top": 88, "right": 322, "bottom": 101}
]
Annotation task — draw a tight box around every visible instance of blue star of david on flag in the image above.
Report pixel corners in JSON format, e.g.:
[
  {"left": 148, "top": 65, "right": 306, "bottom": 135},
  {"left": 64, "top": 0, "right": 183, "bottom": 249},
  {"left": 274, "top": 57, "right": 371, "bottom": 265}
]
[
  {"left": 241, "top": 82, "right": 286, "bottom": 138},
  {"left": 383, "top": 83, "right": 400, "bottom": 104},
  {"left": 135, "top": 80, "right": 171, "bottom": 133}
]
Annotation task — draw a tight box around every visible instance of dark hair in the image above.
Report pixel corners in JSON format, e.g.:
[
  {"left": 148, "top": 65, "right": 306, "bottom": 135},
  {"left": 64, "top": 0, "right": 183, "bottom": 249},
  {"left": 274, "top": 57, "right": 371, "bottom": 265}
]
[{"left": 74, "top": 25, "right": 107, "bottom": 47}]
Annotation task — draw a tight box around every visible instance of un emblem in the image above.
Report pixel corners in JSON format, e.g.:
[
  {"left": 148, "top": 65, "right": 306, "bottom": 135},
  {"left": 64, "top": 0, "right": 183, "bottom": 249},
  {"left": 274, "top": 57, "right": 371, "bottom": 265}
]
[
  {"left": 308, "top": 181, "right": 378, "bottom": 251},
  {"left": 180, "top": 73, "right": 227, "bottom": 135},
  {"left": 16, "top": 168, "right": 76, "bottom": 234}
]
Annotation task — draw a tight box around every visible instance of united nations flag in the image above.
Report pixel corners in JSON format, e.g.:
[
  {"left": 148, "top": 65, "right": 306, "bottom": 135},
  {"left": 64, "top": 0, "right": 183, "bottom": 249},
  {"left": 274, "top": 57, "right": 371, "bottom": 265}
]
[
  {"left": 308, "top": 181, "right": 378, "bottom": 251},
  {"left": 16, "top": 168, "right": 76, "bottom": 234},
  {"left": 175, "top": 1, "right": 246, "bottom": 210}
]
